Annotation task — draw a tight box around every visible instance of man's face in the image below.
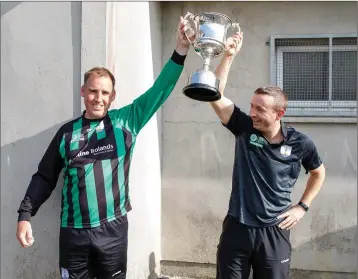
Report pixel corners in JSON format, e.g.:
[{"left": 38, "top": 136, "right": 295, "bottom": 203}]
[
  {"left": 81, "top": 75, "right": 116, "bottom": 119},
  {"left": 249, "top": 94, "right": 284, "bottom": 132}
]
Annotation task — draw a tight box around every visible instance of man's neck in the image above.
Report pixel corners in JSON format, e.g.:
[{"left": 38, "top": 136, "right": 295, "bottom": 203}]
[
  {"left": 83, "top": 111, "right": 107, "bottom": 120},
  {"left": 262, "top": 122, "right": 283, "bottom": 143}
]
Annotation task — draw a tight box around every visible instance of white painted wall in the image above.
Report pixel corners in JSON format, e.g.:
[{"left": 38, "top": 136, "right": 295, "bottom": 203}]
[
  {"left": 107, "top": 2, "right": 164, "bottom": 278},
  {"left": 1, "top": 2, "right": 165, "bottom": 278},
  {"left": 1, "top": 2, "right": 81, "bottom": 278}
]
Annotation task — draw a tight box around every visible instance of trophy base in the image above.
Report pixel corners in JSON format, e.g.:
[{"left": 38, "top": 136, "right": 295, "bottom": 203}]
[{"left": 183, "top": 83, "right": 221, "bottom": 102}]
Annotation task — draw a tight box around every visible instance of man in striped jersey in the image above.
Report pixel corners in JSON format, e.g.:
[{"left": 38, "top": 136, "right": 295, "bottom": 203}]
[{"left": 16, "top": 16, "right": 190, "bottom": 279}]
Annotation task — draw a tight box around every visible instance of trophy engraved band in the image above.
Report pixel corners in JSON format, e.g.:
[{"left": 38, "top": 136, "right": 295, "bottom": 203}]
[{"left": 182, "top": 12, "right": 240, "bottom": 102}]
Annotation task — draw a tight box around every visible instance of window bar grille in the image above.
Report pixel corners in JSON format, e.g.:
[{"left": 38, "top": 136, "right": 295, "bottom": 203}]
[{"left": 269, "top": 34, "right": 357, "bottom": 117}]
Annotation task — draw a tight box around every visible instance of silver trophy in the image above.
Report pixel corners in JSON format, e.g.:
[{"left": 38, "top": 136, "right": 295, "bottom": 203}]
[{"left": 183, "top": 12, "right": 240, "bottom": 102}]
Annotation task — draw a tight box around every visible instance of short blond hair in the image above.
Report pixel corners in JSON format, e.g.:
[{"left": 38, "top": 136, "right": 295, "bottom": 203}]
[
  {"left": 84, "top": 67, "right": 116, "bottom": 89},
  {"left": 254, "top": 86, "right": 288, "bottom": 111}
]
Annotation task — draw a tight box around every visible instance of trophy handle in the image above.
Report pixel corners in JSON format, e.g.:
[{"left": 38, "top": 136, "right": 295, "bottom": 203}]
[
  {"left": 183, "top": 12, "right": 197, "bottom": 44},
  {"left": 231, "top": 22, "right": 241, "bottom": 33}
]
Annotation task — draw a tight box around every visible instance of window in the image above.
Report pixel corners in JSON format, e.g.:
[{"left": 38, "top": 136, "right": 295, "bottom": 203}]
[{"left": 270, "top": 35, "right": 357, "bottom": 117}]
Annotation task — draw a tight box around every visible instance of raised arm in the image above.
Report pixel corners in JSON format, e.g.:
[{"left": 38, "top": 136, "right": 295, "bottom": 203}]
[
  {"left": 210, "top": 32, "right": 243, "bottom": 125},
  {"left": 110, "top": 16, "right": 190, "bottom": 135}
]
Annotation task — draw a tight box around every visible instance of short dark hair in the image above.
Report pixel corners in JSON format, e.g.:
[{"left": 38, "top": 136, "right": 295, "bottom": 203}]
[
  {"left": 84, "top": 67, "right": 116, "bottom": 90},
  {"left": 254, "top": 86, "right": 288, "bottom": 111}
]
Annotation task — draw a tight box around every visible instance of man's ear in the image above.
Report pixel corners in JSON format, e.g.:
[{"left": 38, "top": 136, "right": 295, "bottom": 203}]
[
  {"left": 276, "top": 109, "right": 285, "bottom": 121},
  {"left": 111, "top": 90, "right": 116, "bottom": 101},
  {"left": 80, "top": 86, "right": 85, "bottom": 98}
]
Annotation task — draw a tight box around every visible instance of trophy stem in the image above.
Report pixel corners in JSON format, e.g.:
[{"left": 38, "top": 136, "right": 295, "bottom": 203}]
[{"left": 203, "top": 57, "right": 211, "bottom": 71}]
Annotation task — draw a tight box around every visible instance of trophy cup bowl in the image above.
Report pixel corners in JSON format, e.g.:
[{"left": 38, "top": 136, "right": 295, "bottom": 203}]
[{"left": 182, "top": 12, "right": 240, "bottom": 102}]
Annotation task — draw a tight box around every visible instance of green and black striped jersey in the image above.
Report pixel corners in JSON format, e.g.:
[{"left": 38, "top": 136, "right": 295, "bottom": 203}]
[{"left": 18, "top": 51, "right": 185, "bottom": 229}]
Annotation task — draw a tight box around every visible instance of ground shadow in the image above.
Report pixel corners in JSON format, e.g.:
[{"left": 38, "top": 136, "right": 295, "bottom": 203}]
[{"left": 148, "top": 252, "right": 160, "bottom": 279}]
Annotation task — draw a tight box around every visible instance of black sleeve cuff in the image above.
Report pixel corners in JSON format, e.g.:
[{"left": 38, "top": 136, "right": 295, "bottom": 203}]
[
  {"left": 171, "top": 49, "right": 186, "bottom": 65},
  {"left": 222, "top": 105, "right": 239, "bottom": 128},
  {"left": 18, "top": 212, "right": 32, "bottom": 222},
  {"left": 304, "top": 161, "right": 323, "bottom": 174},
  {"left": 221, "top": 105, "right": 253, "bottom": 137}
]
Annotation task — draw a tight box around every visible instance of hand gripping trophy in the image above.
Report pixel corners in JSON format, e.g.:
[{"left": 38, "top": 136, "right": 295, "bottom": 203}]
[{"left": 182, "top": 12, "right": 240, "bottom": 102}]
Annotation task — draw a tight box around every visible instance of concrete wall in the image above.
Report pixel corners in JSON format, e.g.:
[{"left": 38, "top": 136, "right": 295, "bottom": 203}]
[
  {"left": 2, "top": 1, "right": 356, "bottom": 278},
  {"left": 1, "top": 2, "right": 165, "bottom": 278},
  {"left": 161, "top": 1, "right": 357, "bottom": 276},
  {"left": 108, "top": 2, "right": 164, "bottom": 278},
  {"left": 1, "top": 2, "right": 82, "bottom": 278}
]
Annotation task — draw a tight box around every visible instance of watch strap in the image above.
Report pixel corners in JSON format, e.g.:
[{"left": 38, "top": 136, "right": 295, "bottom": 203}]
[{"left": 298, "top": 201, "right": 309, "bottom": 212}]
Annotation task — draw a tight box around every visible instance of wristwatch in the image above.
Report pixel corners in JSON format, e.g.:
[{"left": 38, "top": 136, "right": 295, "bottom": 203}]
[{"left": 298, "top": 201, "right": 309, "bottom": 212}]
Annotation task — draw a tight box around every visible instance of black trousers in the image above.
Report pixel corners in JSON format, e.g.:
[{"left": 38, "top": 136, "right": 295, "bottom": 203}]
[
  {"left": 59, "top": 216, "right": 128, "bottom": 279},
  {"left": 216, "top": 215, "right": 291, "bottom": 279}
]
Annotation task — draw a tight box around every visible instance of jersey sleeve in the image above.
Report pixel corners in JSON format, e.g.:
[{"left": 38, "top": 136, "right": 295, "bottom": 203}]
[
  {"left": 17, "top": 127, "right": 65, "bottom": 221},
  {"left": 222, "top": 105, "right": 253, "bottom": 137},
  {"left": 109, "top": 50, "right": 185, "bottom": 135},
  {"left": 301, "top": 136, "right": 323, "bottom": 173}
]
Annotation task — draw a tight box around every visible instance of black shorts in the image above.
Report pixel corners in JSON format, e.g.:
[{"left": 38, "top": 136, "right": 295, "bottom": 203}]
[
  {"left": 59, "top": 215, "right": 128, "bottom": 279},
  {"left": 216, "top": 215, "right": 291, "bottom": 279}
]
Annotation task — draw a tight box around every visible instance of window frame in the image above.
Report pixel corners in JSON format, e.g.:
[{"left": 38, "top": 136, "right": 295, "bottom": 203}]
[{"left": 270, "top": 33, "right": 357, "bottom": 117}]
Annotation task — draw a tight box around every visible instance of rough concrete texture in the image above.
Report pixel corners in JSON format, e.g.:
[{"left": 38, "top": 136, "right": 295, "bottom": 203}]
[
  {"left": 1, "top": 2, "right": 81, "bottom": 279},
  {"left": 161, "top": 0, "right": 357, "bottom": 275},
  {"left": 2, "top": 1, "right": 357, "bottom": 278},
  {"left": 2, "top": 1, "right": 166, "bottom": 278}
]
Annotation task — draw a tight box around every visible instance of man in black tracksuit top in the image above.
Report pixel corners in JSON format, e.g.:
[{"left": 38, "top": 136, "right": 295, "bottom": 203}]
[
  {"left": 16, "top": 17, "right": 190, "bottom": 279},
  {"left": 209, "top": 33, "right": 326, "bottom": 278}
]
